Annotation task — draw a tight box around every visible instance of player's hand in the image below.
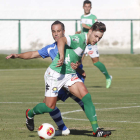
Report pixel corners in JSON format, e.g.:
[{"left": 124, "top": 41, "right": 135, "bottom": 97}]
[
  {"left": 82, "top": 23, "right": 87, "bottom": 28},
  {"left": 56, "top": 57, "right": 64, "bottom": 67},
  {"left": 82, "top": 71, "right": 86, "bottom": 79},
  {"left": 75, "top": 31, "right": 81, "bottom": 34},
  {"left": 6, "top": 54, "right": 18, "bottom": 59},
  {"left": 71, "top": 61, "right": 79, "bottom": 70},
  {"left": 82, "top": 24, "right": 91, "bottom": 30}
]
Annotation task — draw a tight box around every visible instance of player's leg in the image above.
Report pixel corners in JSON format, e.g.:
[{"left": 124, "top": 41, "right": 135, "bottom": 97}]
[
  {"left": 69, "top": 93, "right": 84, "bottom": 110},
  {"left": 92, "top": 57, "right": 112, "bottom": 88},
  {"left": 68, "top": 82, "right": 99, "bottom": 132},
  {"left": 26, "top": 67, "right": 58, "bottom": 131},
  {"left": 69, "top": 72, "right": 85, "bottom": 110},
  {"left": 48, "top": 89, "right": 70, "bottom": 135},
  {"left": 66, "top": 79, "right": 111, "bottom": 137},
  {"left": 26, "top": 97, "right": 57, "bottom": 131},
  {"left": 88, "top": 44, "right": 112, "bottom": 88},
  {"left": 49, "top": 106, "right": 70, "bottom": 136}
]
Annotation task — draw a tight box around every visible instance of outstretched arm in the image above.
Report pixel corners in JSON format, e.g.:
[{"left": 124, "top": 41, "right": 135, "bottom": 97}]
[
  {"left": 6, "top": 51, "right": 41, "bottom": 59},
  {"left": 56, "top": 37, "right": 67, "bottom": 67}
]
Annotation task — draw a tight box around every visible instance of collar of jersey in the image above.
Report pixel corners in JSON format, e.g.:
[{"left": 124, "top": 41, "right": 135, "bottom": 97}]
[{"left": 83, "top": 13, "right": 91, "bottom": 17}]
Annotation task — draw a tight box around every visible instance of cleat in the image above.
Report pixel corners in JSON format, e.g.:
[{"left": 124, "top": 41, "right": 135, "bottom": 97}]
[
  {"left": 26, "top": 109, "right": 34, "bottom": 131},
  {"left": 93, "top": 129, "right": 111, "bottom": 137},
  {"left": 55, "top": 128, "right": 70, "bottom": 136},
  {"left": 106, "top": 75, "right": 112, "bottom": 88}
]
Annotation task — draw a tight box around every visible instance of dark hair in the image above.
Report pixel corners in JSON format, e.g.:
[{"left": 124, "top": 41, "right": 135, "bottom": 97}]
[
  {"left": 51, "top": 20, "right": 65, "bottom": 30},
  {"left": 83, "top": 0, "right": 92, "bottom": 6},
  {"left": 90, "top": 22, "right": 106, "bottom": 32}
]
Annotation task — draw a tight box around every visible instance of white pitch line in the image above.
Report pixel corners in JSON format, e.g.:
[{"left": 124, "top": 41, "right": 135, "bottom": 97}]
[
  {"left": 61, "top": 106, "right": 140, "bottom": 115},
  {"left": 62, "top": 116, "right": 140, "bottom": 124},
  {"left": 61, "top": 106, "right": 140, "bottom": 124},
  {"left": 0, "top": 67, "right": 140, "bottom": 72},
  {"left": 0, "top": 102, "right": 77, "bottom": 104},
  {"left": 0, "top": 68, "right": 46, "bottom": 71},
  {"left": 97, "top": 106, "right": 140, "bottom": 110},
  {"left": 0, "top": 102, "right": 139, "bottom": 105}
]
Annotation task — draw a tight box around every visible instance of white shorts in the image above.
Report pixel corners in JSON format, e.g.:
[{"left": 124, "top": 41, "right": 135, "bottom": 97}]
[
  {"left": 84, "top": 44, "right": 99, "bottom": 58},
  {"left": 44, "top": 67, "right": 82, "bottom": 97}
]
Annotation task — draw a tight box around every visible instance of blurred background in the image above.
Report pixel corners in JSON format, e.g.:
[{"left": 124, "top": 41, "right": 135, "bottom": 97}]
[{"left": 0, "top": 0, "right": 140, "bottom": 54}]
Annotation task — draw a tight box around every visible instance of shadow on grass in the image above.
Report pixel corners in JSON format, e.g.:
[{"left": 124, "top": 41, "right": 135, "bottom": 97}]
[
  {"left": 70, "top": 129, "right": 93, "bottom": 136},
  {"left": 87, "top": 86, "right": 104, "bottom": 88},
  {"left": 28, "top": 135, "right": 36, "bottom": 137},
  {"left": 28, "top": 131, "right": 56, "bottom": 139},
  {"left": 70, "top": 128, "right": 116, "bottom": 137}
]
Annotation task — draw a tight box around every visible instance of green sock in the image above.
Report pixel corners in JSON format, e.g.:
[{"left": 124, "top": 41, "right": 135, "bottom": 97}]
[
  {"left": 82, "top": 93, "right": 98, "bottom": 132},
  {"left": 28, "top": 103, "right": 53, "bottom": 118},
  {"left": 94, "top": 61, "right": 110, "bottom": 79}
]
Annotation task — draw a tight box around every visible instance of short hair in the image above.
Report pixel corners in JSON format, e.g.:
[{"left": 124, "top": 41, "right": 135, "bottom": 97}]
[
  {"left": 83, "top": 0, "right": 92, "bottom": 6},
  {"left": 90, "top": 22, "right": 106, "bottom": 33},
  {"left": 51, "top": 20, "right": 65, "bottom": 30}
]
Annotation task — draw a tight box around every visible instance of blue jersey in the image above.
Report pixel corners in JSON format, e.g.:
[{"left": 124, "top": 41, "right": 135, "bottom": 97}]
[
  {"left": 38, "top": 42, "right": 58, "bottom": 60},
  {"left": 38, "top": 42, "right": 84, "bottom": 101},
  {"left": 38, "top": 42, "right": 84, "bottom": 71}
]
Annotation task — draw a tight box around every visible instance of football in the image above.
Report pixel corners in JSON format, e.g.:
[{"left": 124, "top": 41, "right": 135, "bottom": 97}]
[{"left": 38, "top": 123, "right": 55, "bottom": 139}]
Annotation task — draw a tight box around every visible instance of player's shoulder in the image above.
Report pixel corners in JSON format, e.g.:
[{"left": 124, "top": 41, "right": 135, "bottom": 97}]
[
  {"left": 43, "top": 42, "right": 57, "bottom": 49},
  {"left": 81, "top": 14, "right": 84, "bottom": 18},
  {"left": 71, "top": 33, "right": 85, "bottom": 39},
  {"left": 68, "top": 33, "right": 86, "bottom": 45},
  {"left": 47, "top": 42, "right": 57, "bottom": 48},
  {"left": 90, "top": 14, "right": 97, "bottom": 18}
]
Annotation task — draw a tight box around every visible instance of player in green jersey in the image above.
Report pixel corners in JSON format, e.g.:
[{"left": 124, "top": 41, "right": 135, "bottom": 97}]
[
  {"left": 76, "top": 0, "right": 112, "bottom": 88},
  {"left": 24, "top": 21, "right": 111, "bottom": 137}
]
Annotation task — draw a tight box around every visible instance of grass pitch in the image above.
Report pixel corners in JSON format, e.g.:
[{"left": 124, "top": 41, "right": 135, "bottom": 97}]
[{"left": 0, "top": 54, "right": 140, "bottom": 140}]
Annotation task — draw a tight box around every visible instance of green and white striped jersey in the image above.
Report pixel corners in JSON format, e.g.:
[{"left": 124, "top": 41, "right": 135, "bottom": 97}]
[
  {"left": 50, "top": 33, "right": 87, "bottom": 74},
  {"left": 81, "top": 13, "right": 97, "bottom": 33}
]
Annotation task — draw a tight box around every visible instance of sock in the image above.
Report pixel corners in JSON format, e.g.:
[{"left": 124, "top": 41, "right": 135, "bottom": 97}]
[
  {"left": 28, "top": 103, "right": 53, "bottom": 118},
  {"left": 49, "top": 107, "right": 67, "bottom": 130},
  {"left": 82, "top": 93, "right": 98, "bottom": 133},
  {"left": 94, "top": 61, "right": 110, "bottom": 79},
  {"left": 69, "top": 94, "right": 84, "bottom": 111}
]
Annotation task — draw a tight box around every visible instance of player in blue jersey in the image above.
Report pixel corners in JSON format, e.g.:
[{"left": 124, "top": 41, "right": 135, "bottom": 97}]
[{"left": 6, "top": 20, "right": 85, "bottom": 136}]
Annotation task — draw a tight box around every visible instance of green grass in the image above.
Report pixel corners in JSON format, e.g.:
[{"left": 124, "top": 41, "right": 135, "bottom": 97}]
[
  {"left": 0, "top": 54, "right": 50, "bottom": 69},
  {"left": 1, "top": 54, "right": 140, "bottom": 69},
  {"left": 83, "top": 54, "right": 140, "bottom": 67},
  {"left": 0, "top": 54, "right": 140, "bottom": 140}
]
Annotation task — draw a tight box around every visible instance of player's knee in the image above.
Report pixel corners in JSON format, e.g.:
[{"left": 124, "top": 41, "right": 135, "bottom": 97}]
[
  {"left": 43, "top": 98, "right": 45, "bottom": 103},
  {"left": 92, "top": 57, "right": 99, "bottom": 63},
  {"left": 45, "top": 102, "right": 55, "bottom": 109}
]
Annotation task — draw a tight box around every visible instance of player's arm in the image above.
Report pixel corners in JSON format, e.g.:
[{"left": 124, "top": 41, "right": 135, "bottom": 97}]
[
  {"left": 6, "top": 51, "right": 41, "bottom": 59},
  {"left": 71, "top": 60, "right": 86, "bottom": 78},
  {"left": 75, "top": 31, "right": 81, "bottom": 34},
  {"left": 56, "top": 37, "right": 67, "bottom": 67},
  {"left": 81, "top": 53, "right": 85, "bottom": 62},
  {"left": 82, "top": 23, "right": 91, "bottom": 29}
]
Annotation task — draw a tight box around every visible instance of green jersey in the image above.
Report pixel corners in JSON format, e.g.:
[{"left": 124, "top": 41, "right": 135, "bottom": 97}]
[
  {"left": 49, "top": 33, "right": 87, "bottom": 74},
  {"left": 81, "top": 13, "right": 97, "bottom": 33}
]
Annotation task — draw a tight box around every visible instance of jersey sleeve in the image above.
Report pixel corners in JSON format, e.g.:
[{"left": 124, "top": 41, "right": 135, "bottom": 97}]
[
  {"left": 93, "top": 15, "right": 98, "bottom": 23},
  {"left": 66, "top": 35, "right": 71, "bottom": 46},
  {"left": 38, "top": 45, "right": 50, "bottom": 58}
]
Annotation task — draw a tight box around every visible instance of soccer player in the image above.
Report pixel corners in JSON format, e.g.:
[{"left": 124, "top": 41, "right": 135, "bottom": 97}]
[
  {"left": 76, "top": 0, "right": 112, "bottom": 88},
  {"left": 6, "top": 21, "right": 112, "bottom": 137},
  {"left": 6, "top": 21, "right": 85, "bottom": 136}
]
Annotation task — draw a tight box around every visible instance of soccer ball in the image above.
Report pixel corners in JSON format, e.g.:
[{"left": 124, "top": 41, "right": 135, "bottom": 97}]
[{"left": 38, "top": 123, "right": 55, "bottom": 139}]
